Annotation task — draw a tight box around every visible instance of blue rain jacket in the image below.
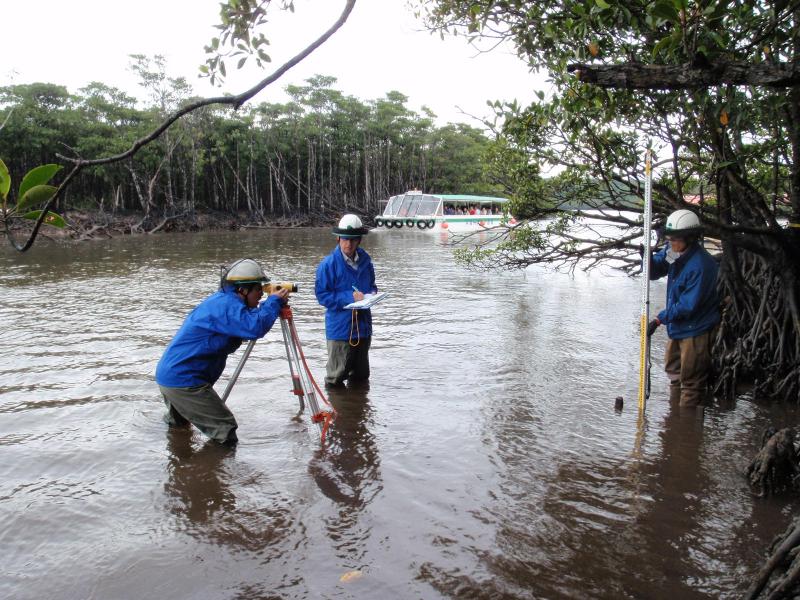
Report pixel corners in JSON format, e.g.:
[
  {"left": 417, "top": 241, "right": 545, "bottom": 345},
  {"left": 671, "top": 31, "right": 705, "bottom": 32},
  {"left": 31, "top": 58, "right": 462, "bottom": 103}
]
[
  {"left": 650, "top": 242, "right": 720, "bottom": 340},
  {"left": 155, "top": 287, "right": 283, "bottom": 387},
  {"left": 315, "top": 246, "right": 376, "bottom": 341}
]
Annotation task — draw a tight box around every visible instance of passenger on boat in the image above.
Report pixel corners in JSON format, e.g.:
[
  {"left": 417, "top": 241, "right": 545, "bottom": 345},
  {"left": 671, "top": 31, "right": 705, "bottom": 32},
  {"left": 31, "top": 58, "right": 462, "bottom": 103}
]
[
  {"left": 647, "top": 209, "right": 720, "bottom": 407},
  {"left": 315, "top": 214, "right": 377, "bottom": 388},
  {"left": 155, "top": 258, "right": 289, "bottom": 445}
]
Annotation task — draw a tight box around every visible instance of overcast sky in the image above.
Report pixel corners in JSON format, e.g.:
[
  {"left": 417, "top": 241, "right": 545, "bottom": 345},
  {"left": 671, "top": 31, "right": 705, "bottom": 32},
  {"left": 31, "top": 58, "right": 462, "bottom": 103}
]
[{"left": 2, "top": 0, "right": 546, "bottom": 126}]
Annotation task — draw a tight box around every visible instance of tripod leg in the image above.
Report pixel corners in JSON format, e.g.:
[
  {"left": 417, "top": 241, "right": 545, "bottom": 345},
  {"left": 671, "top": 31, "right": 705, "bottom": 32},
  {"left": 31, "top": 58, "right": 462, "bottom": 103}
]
[
  {"left": 281, "top": 317, "right": 305, "bottom": 412},
  {"left": 221, "top": 339, "right": 257, "bottom": 402}
]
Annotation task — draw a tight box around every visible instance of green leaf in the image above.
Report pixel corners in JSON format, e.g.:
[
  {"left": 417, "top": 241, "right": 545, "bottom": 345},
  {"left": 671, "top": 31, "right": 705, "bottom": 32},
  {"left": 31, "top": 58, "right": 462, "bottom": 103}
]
[
  {"left": 0, "top": 159, "right": 10, "bottom": 201},
  {"left": 16, "top": 184, "right": 57, "bottom": 212},
  {"left": 708, "top": 31, "right": 726, "bottom": 48},
  {"left": 18, "top": 164, "right": 62, "bottom": 201},
  {"left": 651, "top": 34, "right": 674, "bottom": 58},
  {"left": 651, "top": 1, "right": 679, "bottom": 22},
  {"left": 21, "top": 210, "right": 66, "bottom": 228},
  {"left": 596, "top": 0, "right": 610, "bottom": 8}
]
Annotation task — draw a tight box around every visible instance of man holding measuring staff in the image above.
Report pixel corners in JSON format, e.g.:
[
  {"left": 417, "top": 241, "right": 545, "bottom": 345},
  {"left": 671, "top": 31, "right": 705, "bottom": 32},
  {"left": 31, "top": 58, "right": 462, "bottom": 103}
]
[
  {"left": 155, "top": 258, "right": 289, "bottom": 445},
  {"left": 647, "top": 209, "right": 720, "bottom": 407},
  {"left": 315, "top": 214, "right": 377, "bottom": 388}
]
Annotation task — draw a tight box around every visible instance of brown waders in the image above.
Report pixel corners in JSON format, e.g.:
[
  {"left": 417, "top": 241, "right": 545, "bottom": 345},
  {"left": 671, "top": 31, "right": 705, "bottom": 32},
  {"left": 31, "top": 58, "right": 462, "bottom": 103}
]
[{"left": 664, "top": 327, "right": 716, "bottom": 407}]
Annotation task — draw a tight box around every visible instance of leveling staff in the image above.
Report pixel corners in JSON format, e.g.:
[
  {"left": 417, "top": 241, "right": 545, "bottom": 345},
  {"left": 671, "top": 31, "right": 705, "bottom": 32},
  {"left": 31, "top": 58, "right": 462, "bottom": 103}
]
[
  {"left": 315, "top": 214, "right": 377, "bottom": 387},
  {"left": 155, "top": 258, "right": 289, "bottom": 445}
]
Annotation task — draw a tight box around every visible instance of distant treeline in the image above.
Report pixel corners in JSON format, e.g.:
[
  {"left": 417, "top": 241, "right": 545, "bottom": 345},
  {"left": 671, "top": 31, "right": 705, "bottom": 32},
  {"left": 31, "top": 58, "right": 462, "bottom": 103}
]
[{"left": 0, "top": 73, "right": 503, "bottom": 223}]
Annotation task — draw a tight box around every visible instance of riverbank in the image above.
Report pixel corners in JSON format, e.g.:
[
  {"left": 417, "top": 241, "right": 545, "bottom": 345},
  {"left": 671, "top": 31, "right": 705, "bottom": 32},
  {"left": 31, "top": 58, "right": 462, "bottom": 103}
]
[{"left": 24, "top": 208, "right": 339, "bottom": 243}]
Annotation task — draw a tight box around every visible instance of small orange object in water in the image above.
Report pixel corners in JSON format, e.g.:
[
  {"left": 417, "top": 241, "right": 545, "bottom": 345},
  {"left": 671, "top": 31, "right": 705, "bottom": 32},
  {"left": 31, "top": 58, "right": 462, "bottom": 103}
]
[
  {"left": 340, "top": 570, "right": 363, "bottom": 583},
  {"left": 441, "top": 222, "right": 449, "bottom": 229}
]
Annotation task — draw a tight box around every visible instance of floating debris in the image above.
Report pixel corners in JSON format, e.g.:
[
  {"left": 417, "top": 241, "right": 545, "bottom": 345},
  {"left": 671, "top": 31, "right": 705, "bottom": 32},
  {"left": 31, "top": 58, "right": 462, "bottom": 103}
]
[{"left": 340, "top": 570, "right": 363, "bottom": 583}]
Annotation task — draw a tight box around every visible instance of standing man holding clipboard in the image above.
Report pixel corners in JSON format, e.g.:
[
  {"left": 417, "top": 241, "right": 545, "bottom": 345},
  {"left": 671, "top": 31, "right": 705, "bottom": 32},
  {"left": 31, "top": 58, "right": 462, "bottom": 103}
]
[{"left": 315, "top": 214, "right": 378, "bottom": 388}]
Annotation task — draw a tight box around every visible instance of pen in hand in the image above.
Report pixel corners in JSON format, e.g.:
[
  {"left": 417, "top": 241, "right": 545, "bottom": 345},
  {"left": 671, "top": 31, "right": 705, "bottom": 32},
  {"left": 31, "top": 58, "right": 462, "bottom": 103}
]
[{"left": 352, "top": 285, "right": 364, "bottom": 301}]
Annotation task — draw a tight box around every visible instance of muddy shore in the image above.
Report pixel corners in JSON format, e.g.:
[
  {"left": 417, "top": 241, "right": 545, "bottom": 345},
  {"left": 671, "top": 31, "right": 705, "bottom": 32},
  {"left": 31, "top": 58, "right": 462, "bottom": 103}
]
[{"left": 11, "top": 209, "right": 340, "bottom": 244}]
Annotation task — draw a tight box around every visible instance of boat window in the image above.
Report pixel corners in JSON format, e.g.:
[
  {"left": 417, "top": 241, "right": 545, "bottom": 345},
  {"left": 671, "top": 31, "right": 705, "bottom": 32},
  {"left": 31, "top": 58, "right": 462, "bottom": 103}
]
[
  {"left": 408, "top": 197, "right": 420, "bottom": 217},
  {"left": 383, "top": 196, "right": 401, "bottom": 216},
  {"left": 415, "top": 195, "right": 440, "bottom": 216},
  {"left": 406, "top": 195, "right": 419, "bottom": 217},
  {"left": 397, "top": 194, "right": 416, "bottom": 217}
]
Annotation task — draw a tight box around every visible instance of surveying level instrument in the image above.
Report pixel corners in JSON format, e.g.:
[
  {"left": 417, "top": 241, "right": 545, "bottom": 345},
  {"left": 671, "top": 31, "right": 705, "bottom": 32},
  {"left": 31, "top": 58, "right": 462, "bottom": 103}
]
[
  {"left": 221, "top": 303, "right": 335, "bottom": 442},
  {"left": 263, "top": 282, "right": 299, "bottom": 295}
]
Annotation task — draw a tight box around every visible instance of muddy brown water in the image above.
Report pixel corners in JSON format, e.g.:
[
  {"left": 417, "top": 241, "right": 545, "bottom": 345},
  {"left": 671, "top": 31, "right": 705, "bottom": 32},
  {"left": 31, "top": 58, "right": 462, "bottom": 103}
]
[{"left": 1, "top": 228, "right": 798, "bottom": 599}]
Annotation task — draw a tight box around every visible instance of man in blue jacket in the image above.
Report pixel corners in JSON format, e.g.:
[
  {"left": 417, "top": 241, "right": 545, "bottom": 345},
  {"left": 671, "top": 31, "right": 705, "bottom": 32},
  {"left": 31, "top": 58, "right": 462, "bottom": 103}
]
[
  {"left": 155, "top": 258, "right": 289, "bottom": 444},
  {"left": 648, "top": 210, "right": 720, "bottom": 407},
  {"left": 315, "top": 214, "right": 377, "bottom": 387}
]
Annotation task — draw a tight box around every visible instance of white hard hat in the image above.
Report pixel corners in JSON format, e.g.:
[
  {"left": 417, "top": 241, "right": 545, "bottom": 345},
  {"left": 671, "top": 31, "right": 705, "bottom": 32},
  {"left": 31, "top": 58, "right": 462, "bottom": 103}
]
[
  {"left": 332, "top": 213, "right": 369, "bottom": 238},
  {"left": 665, "top": 209, "right": 702, "bottom": 237},
  {"left": 222, "top": 258, "right": 270, "bottom": 286}
]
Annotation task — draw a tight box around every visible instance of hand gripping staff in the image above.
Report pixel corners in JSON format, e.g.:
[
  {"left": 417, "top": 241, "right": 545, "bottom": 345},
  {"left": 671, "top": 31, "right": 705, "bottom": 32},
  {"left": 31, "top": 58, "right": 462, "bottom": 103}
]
[
  {"left": 637, "top": 149, "right": 654, "bottom": 411},
  {"left": 221, "top": 305, "right": 336, "bottom": 443}
]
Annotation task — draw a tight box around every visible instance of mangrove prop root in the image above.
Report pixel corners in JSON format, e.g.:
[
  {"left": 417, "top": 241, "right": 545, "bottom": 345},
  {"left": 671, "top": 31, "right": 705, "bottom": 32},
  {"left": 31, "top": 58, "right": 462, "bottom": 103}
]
[
  {"left": 747, "top": 517, "right": 800, "bottom": 600},
  {"left": 713, "top": 249, "right": 800, "bottom": 404},
  {"left": 746, "top": 429, "right": 800, "bottom": 599},
  {"left": 746, "top": 428, "right": 799, "bottom": 497}
]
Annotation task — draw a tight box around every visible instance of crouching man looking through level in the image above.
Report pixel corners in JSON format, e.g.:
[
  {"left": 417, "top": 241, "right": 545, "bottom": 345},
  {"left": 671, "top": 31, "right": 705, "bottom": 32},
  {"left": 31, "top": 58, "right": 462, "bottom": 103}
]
[
  {"left": 315, "top": 214, "right": 377, "bottom": 387},
  {"left": 155, "top": 259, "right": 289, "bottom": 444},
  {"left": 648, "top": 210, "right": 720, "bottom": 407}
]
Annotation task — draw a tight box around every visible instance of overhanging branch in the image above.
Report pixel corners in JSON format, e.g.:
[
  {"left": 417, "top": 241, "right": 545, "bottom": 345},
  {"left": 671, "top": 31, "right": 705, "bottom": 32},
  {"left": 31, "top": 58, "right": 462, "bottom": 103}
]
[{"left": 567, "top": 60, "right": 800, "bottom": 89}]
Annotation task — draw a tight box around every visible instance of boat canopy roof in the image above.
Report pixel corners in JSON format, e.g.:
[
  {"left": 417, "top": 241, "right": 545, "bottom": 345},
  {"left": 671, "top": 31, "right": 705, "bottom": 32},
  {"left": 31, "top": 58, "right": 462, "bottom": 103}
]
[
  {"left": 435, "top": 194, "right": 508, "bottom": 204},
  {"left": 382, "top": 191, "right": 508, "bottom": 218}
]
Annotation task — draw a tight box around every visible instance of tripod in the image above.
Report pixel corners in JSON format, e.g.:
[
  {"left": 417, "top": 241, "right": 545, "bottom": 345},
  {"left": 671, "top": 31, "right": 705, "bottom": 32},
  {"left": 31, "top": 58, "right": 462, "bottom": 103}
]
[{"left": 221, "top": 305, "right": 335, "bottom": 442}]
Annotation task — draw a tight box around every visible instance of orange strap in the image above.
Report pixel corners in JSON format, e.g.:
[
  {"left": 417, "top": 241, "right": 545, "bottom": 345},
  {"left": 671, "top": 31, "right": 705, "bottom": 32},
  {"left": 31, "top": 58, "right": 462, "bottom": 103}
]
[
  {"left": 287, "top": 313, "right": 337, "bottom": 448},
  {"left": 288, "top": 318, "right": 333, "bottom": 410},
  {"left": 279, "top": 304, "right": 337, "bottom": 444},
  {"left": 312, "top": 410, "right": 335, "bottom": 444},
  {"left": 349, "top": 309, "right": 360, "bottom": 347}
]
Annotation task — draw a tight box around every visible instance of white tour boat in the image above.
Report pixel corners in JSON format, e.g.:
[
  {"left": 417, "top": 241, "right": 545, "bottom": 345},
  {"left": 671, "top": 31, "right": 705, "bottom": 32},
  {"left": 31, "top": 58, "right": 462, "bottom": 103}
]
[{"left": 373, "top": 191, "right": 514, "bottom": 232}]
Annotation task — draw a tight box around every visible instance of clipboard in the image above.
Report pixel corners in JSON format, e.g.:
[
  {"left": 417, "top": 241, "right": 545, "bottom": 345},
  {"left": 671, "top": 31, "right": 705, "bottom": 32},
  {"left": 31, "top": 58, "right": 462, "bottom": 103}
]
[{"left": 344, "top": 291, "right": 389, "bottom": 310}]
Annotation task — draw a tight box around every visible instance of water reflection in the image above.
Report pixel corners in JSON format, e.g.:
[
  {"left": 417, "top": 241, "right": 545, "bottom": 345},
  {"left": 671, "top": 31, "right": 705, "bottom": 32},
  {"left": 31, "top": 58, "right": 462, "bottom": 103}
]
[
  {"left": 164, "top": 429, "right": 236, "bottom": 525},
  {"left": 310, "top": 386, "right": 381, "bottom": 506},
  {"left": 309, "top": 385, "right": 382, "bottom": 562},
  {"left": 636, "top": 401, "right": 709, "bottom": 598},
  {"left": 528, "top": 402, "right": 713, "bottom": 599},
  {"left": 162, "top": 429, "right": 298, "bottom": 556}
]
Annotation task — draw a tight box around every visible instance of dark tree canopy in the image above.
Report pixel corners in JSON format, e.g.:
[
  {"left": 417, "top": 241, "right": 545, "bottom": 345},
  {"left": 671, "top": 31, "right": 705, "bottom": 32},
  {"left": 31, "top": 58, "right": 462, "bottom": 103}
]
[{"left": 0, "top": 75, "right": 500, "bottom": 232}]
